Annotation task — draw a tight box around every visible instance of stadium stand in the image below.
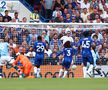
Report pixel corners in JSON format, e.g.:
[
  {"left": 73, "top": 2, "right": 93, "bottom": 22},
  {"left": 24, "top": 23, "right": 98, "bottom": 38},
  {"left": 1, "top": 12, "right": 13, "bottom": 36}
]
[{"left": 0, "top": 0, "right": 108, "bottom": 22}]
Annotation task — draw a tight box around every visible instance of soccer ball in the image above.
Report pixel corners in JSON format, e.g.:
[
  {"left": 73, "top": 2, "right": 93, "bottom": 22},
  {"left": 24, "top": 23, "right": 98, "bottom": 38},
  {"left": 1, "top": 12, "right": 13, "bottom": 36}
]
[{"left": 71, "top": 65, "right": 77, "bottom": 70}]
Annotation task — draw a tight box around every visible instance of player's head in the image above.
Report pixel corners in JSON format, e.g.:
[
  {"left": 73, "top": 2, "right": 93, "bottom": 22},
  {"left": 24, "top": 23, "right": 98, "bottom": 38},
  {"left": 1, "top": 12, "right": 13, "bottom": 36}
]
[
  {"left": 93, "top": 35, "right": 98, "bottom": 41},
  {"left": 64, "top": 41, "right": 71, "bottom": 48},
  {"left": 37, "top": 36, "right": 42, "bottom": 41},
  {"left": 83, "top": 31, "right": 89, "bottom": 37}
]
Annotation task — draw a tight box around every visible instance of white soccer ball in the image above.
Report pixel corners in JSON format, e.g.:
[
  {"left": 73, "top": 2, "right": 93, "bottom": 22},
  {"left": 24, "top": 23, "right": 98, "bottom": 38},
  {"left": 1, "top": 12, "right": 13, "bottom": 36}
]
[{"left": 71, "top": 65, "right": 77, "bottom": 70}]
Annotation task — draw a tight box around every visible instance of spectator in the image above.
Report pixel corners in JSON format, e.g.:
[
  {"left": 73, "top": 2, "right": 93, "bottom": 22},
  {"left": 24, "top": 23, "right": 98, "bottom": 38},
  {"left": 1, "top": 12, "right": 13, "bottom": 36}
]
[
  {"left": 41, "top": 0, "right": 54, "bottom": 19},
  {"left": 93, "top": 14, "right": 102, "bottom": 23},
  {"left": 64, "top": 13, "right": 72, "bottom": 23},
  {"left": 75, "top": 11, "right": 83, "bottom": 23},
  {"left": 29, "top": 36, "right": 36, "bottom": 46},
  {"left": 50, "top": 51, "right": 59, "bottom": 65},
  {"left": 91, "top": 29, "right": 103, "bottom": 41},
  {"left": 0, "top": 16, "right": 3, "bottom": 22},
  {"left": 62, "top": 8, "right": 68, "bottom": 20},
  {"left": 30, "top": 9, "right": 40, "bottom": 22},
  {"left": 90, "top": 8, "right": 99, "bottom": 20},
  {"left": 53, "top": 0, "right": 65, "bottom": 10},
  {"left": 80, "top": 0, "right": 90, "bottom": 9},
  {"left": 41, "top": 30, "right": 49, "bottom": 43},
  {"left": 3, "top": 10, "right": 12, "bottom": 22},
  {"left": 12, "top": 12, "right": 20, "bottom": 22},
  {"left": 28, "top": 29, "right": 37, "bottom": 44},
  {"left": 9, "top": 39, "right": 17, "bottom": 49},
  {"left": 45, "top": 42, "right": 52, "bottom": 57},
  {"left": 52, "top": 6, "right": 62, "bottom": 19},
  {"left": 21, "top": 17, "right": 27, "bottom": 22},
  {"left": 81, "top": 8, "right": 89, "bottom": 23}
]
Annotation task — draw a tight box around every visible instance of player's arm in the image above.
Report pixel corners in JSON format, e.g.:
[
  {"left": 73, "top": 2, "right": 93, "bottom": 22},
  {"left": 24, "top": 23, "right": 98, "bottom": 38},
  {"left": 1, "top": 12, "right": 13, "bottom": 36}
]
[
  {"left": 13, "top": 55, "right": 20, "bottom": 65},
  {"left": 56, "top": 50, "right": 63, "bottom": 57},
  {"left": 12, "top": 56, "right": 25, "bottom": 77}
]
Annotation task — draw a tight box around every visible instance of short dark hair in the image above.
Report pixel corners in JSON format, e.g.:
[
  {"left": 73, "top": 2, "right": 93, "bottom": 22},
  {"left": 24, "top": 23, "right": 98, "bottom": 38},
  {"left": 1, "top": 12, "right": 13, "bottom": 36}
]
[
  {"left": 15, "top": 12, "right": 18, "bottom": 14},
  {"left": 37, "top": 36, "right": 42, "bottom": 41},
  {"left": 64, "top": 41, "right": 71, "bottom": 48},
  {"left": 5, "top": 10, "right": 8, "bottom": 13},
  {"left": 93, "top": 35, "right": 98, "bottom": 39},
  {"left": 83, "top": 31, "right": 89, "bottom": 37}
]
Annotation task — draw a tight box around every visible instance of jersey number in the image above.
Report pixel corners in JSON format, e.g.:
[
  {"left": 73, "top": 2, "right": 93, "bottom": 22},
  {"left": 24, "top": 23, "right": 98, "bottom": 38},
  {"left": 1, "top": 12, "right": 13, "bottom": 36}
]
[
  {"left": 67, "top": 50, "right": 71, "bottom": 56},
  {"left": 37, "top": 45, "right": 44, "bottom": 52},
  {"left": 82, "top": 41, "right": 90, "bottom": 48}
]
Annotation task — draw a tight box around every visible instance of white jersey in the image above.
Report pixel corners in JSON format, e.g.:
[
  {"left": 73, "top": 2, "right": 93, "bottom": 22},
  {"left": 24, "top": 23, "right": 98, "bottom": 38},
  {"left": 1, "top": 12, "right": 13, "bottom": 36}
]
[{"left": 60, "top": 36, "right": 74, "bottom": 45}]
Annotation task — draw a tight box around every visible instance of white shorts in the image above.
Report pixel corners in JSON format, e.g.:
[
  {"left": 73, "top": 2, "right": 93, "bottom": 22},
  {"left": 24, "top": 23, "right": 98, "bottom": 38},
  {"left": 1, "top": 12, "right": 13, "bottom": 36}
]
[{"left": 0, "top": 56, "right": 14, "bottom": 66}]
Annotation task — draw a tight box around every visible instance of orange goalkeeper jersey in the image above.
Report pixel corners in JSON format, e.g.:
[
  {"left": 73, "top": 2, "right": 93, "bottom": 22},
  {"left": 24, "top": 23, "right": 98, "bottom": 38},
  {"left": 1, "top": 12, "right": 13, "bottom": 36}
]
[{"left": 14, "top": 54, "right": 32, "bottom": 67}]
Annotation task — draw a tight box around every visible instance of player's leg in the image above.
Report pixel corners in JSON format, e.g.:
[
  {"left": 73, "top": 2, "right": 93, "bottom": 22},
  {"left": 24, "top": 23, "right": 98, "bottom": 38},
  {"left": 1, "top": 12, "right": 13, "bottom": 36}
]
[
  {"left": 62, "top": 69, "right": 68, "bottom": 78},
  {"left": 13, "top": 65, "right": 24, "bottom": 78},
  {"left": 58, "top": 66, "right": 64, "bottom": 78},
  {"left": 34, "top": 58, "right": 42, "bottom": 78},
  {"left": 87, "top": 55, "right": 94, "bottom": 77},
  {"left": 58, "top": 59, "right": 66, "bottom": 78},
  {"left": 62, "top": 61, "right": 71, "bottom": 78},
  {"left": 23, "top": 63, "right": 33, "bottom": 78},
  {"left": 34, "top": 57, "right": 38, "bottom": 77},
  {"left": 82, "top": 57, "right": 88, "bottom": 78},
  {"left": 0, "top": 57, "right": 5, "bottom": 78},
  {"left": 0, "top": 66, "right": 3, "bottom": 78},
  {"left": 36, "top": 56, "right": 44, "bottom": 78}
]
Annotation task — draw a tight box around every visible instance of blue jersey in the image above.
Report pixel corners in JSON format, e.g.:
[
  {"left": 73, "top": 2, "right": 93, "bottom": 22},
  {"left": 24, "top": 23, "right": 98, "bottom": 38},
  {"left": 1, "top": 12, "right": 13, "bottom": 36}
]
[
  {"left": 63, "top": 48, "right": 73, "bottom": 61},
  {"left": 61, "top": 48, "right": 73, "bottom": 69},
  {"left": 79, "top": 37, "right": 93, "bottom": 55},
  {"left": 0, "top": 42, "right": 9, "bottom": 56},
  {"left": 33, "top": 41, "right": 46, "bottom": 55},
  {"left": 33, "top": 41, "right": 46, "bottom": 66}
]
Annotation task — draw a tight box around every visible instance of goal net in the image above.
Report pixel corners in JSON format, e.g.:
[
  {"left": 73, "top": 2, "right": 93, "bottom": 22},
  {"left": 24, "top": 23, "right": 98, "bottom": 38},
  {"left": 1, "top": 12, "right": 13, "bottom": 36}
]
[{"left": 0, "top": 23, "right": 108, "bottom": 78}]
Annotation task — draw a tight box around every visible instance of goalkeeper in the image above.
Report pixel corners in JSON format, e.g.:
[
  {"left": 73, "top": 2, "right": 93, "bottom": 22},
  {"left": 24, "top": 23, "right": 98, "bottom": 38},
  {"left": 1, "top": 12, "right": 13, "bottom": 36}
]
[{"left": 12, "top": 52, "right": 33, "bottom": 78}]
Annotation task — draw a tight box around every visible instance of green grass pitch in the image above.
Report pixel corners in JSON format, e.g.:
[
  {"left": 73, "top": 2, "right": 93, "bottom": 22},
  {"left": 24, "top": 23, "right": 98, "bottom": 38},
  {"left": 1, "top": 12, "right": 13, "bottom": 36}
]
[{"left": 0, "top": 78, "right": 108, "bottom": 90}]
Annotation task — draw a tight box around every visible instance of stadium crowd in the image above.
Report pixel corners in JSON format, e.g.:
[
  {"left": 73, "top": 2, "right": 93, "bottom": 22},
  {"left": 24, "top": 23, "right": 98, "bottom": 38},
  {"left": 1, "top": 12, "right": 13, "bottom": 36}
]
[{"left": 0, "top": 0, "right": 108, "bottom": 22}]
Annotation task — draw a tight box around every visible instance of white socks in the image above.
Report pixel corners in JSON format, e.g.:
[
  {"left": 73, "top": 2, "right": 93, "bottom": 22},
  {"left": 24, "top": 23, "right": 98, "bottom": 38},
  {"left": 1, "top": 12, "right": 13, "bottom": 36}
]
[
  {"left": 34, "top": 67, "right": 37, "bottom": 74},
  {"left": 37, "top": 68, "right": 40, "bottom": 78},
  {"left": 34, "top": 67, "right": 40, "bottom": 78},
  {"left": 62, "top": 71, "right": 68, "bottom": 78},
  {"left": 58, "top": 69, "right": 63, "bottom": 78},
  {"left": 83, "top": 66, "right": 87, "bottom": 78},
  {"left": 58, "top": 69, "right": 68, "bottom": 78},
  {"left": 87, "top": 65, "right": 93, "bottom": 74},
  {"left": 83, "top": 65, "right": 94, "bottom": 78}
]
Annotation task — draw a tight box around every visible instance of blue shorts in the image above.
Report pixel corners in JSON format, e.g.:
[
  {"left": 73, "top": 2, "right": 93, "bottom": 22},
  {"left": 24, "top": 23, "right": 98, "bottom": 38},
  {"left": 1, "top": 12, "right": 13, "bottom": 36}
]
[
  {"left": 62, "top": 59, "right": 72, "bottom": 69},
  {"left": 82, "top": 53, "right": 94, "bottom": 66},
  {"left": 34, "top": 54, "right": 44, "bottom": 66}
]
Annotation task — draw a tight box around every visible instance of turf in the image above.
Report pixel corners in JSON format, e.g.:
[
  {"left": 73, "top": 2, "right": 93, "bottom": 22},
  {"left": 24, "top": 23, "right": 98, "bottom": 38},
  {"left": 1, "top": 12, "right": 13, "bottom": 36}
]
[{"left": 0, "top": 78, "right": 108, "bottom": 90}]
